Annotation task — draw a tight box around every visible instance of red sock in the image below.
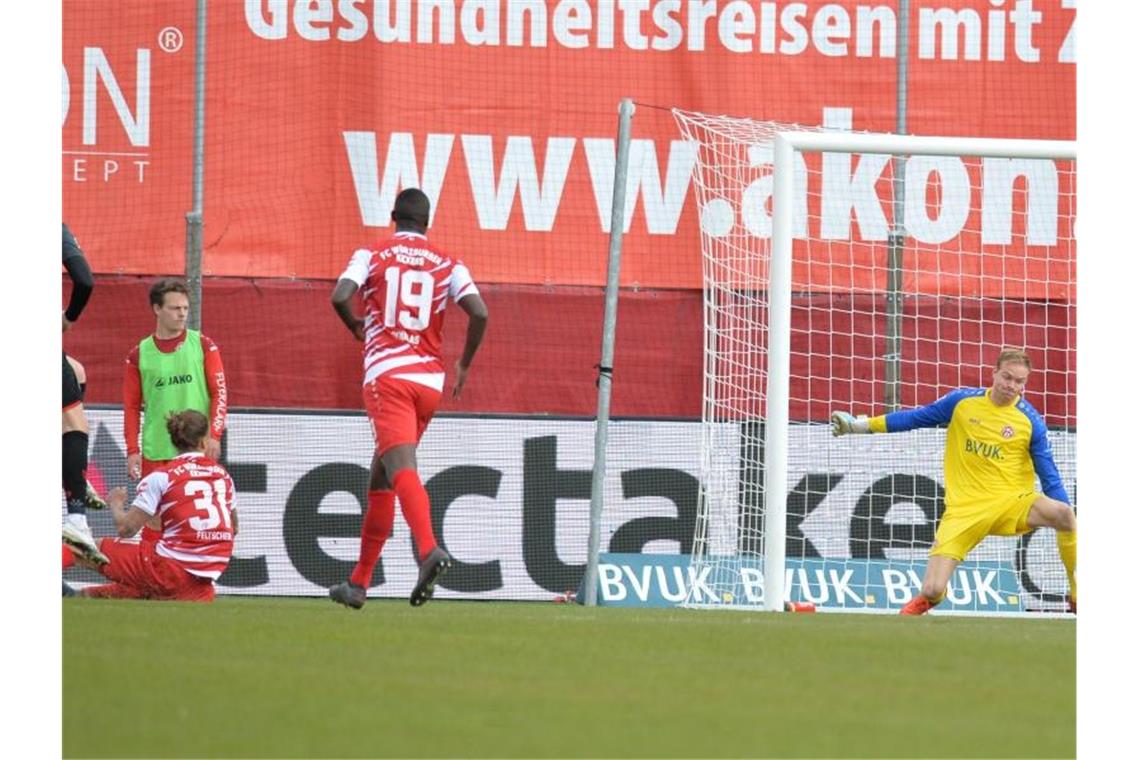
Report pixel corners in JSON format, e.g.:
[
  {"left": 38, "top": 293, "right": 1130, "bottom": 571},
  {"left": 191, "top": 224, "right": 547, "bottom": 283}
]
[
  {"left": 392, "top": 469, "right": 437, "bottom": 561},
  {"left": 349, "top": 490, "right": 396, "bottom": 588},
  {"left": 62, "top": 544, "right": 75, "bottom": 569}
]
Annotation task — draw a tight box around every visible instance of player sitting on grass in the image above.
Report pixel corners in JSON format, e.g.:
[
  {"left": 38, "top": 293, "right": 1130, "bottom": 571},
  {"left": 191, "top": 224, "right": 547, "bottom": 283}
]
[
  {"left": 830, "top": 347, "right": 1076, "bottom": 615},
  {"left": 65, "top": 409, "right": 238, "bottom": 602}
]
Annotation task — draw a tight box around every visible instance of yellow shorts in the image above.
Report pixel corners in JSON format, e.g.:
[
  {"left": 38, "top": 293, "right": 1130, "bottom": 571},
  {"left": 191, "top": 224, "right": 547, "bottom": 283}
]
[{"left": 930, "top": 491, "right": 1038, "bottom": 562}]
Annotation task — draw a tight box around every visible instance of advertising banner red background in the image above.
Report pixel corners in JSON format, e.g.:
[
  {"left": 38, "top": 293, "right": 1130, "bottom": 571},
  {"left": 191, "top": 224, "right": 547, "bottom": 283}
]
[
  {"left": 63, "top": 1, "right": 1075, "bottom": 282},
  {"left": 62, "top": 1, "right": 1075, "bottom": 418}
]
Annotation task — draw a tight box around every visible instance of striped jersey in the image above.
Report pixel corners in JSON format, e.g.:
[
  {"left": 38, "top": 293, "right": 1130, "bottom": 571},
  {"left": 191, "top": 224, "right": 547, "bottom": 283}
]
[
  {"left": 339, "top": 231, "right": 479, "bottom": 392},
  {"left": 132, "top": 453, "right": 236, "bottom": 580}
]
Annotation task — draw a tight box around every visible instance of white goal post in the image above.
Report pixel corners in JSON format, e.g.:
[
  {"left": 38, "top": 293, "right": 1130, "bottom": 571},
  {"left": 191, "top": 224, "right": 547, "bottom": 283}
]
[
  {"left": 768, "top": 132, "right": 1076, "bottom": 612},
  {"left": 676, "top": 110, "right": 1077, "bottom": 615}
]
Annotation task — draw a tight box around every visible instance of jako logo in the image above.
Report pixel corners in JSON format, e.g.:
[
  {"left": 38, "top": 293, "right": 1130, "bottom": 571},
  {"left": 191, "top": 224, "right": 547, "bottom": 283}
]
[{"left": 155, "top": 374, "right": 193, "bottom": 388}]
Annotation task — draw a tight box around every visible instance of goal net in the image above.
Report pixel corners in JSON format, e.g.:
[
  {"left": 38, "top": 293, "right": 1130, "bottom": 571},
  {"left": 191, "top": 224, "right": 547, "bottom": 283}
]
[{"left": 673, "top": 109, "right": 1076, "bottom": 615}]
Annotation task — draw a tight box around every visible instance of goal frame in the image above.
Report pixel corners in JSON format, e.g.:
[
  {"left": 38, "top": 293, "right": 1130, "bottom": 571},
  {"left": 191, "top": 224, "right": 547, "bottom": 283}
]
[{"left": 762, "top": 131, "right": 1077, "bottom": 611}]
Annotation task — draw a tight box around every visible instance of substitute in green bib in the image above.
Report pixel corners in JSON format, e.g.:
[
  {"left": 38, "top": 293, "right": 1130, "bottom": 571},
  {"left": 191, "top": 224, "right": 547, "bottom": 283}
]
[{"left": 124, "top": 278, "right": 228, "bottom": 482}]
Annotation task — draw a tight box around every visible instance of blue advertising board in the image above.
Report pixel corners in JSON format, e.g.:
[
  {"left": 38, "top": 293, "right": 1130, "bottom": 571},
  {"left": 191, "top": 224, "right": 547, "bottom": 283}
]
[{"left": 593, "top": 553, "right": 1024, "bottom": 612}]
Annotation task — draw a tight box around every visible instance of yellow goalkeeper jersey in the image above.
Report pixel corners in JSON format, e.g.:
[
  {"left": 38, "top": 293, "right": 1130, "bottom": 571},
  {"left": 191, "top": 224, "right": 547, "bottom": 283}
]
[{"left": 869, "top": 388, "right": 1070, "bottom": 510}]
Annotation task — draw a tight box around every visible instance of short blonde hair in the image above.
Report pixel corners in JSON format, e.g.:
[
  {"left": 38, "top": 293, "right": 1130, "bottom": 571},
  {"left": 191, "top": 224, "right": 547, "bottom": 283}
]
[{"left": 995, "top": 347, "right": 1031, "bottom": 371}]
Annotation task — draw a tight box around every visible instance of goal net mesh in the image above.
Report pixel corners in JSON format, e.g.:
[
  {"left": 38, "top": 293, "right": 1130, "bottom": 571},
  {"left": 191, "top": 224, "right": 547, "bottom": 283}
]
[{"left": 674, "top": 109, "right": 1075, "bottom": 614}]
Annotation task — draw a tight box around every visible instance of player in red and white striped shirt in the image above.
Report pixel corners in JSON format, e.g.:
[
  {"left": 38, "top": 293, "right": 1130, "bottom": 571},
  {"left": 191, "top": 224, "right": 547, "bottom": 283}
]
[
  {"left": 329, "top": 188, "right": 488, "bottom": 609},
  {"left": 68, "top": 410, "right": 238, "bottom": 602}
]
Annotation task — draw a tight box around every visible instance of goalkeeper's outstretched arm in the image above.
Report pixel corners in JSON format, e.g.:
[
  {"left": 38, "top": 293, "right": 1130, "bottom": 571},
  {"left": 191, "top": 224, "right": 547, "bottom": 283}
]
[{"left": 831, "top": 389, "right": 970, "bottom": 437}]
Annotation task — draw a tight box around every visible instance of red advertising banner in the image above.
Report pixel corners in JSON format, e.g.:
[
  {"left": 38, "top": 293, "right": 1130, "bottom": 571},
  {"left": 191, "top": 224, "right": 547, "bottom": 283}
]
[{"left": 63, "top": 1, "right": 1075, "bottom": 292}]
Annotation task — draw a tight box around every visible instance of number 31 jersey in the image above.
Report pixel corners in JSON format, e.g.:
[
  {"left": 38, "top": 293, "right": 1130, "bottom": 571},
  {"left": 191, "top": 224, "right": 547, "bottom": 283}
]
[
  {"left": 132, "top": 452, "right": 237, "bottom": 579},
  {"left": 339, "top": 231, "right": 479, "bottom": 392}
]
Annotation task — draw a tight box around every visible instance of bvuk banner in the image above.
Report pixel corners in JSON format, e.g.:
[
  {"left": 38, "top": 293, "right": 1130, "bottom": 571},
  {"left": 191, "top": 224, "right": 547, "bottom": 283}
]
[{"left": 593, "top": 553, "right": 1024, "bottom": 613}]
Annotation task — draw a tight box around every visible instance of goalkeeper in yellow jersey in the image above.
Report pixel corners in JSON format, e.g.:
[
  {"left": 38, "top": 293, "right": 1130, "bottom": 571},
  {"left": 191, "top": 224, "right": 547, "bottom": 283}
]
[{"left": 830, "top": 348, "right": 1076, "bottom": 615}]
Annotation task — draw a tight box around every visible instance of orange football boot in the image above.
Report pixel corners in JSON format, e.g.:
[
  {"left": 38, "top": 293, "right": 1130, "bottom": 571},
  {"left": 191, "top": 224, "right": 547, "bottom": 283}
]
[{"left": 899, "top": 595, "right": 934, "bottom": 616}]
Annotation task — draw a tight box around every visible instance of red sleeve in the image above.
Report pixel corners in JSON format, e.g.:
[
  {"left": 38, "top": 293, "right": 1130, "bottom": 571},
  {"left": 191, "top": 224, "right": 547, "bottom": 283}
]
[
  {"left": 202, "top": 335, "right": 227, "bottom": 440},
  {"left": 123, "top": 345, "right": 143, "bottom": 456}
]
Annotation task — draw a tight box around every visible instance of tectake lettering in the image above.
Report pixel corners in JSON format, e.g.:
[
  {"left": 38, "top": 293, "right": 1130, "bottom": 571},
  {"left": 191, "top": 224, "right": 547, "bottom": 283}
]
[{"left": 74, "top": 410, "right": 1070, "bottom": 609}]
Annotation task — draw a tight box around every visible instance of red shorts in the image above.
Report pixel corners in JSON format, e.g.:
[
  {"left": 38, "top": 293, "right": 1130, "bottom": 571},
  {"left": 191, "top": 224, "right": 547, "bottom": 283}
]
[
  {"left": 363, "top": 377, "right": 442, "bottom": 455},
  {"left": 84, "top": 538, "right": 216, "bottom": 602}
]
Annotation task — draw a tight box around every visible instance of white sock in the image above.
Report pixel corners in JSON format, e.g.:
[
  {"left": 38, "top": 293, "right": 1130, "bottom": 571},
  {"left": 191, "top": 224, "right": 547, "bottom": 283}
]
[{"left": 65, "top": 513, "right": 89, "bottom": 532}]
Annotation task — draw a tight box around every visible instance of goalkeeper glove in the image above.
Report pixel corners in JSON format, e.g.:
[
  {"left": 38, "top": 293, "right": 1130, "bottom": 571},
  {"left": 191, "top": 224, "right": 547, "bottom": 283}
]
[{"left": 830, "top": 411, "right": 870, "bottom": 437}]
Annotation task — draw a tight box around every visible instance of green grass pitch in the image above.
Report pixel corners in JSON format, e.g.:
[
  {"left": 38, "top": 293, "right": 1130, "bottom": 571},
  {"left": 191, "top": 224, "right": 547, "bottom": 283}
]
[{"left": 63, "top": 598, "right": 1074, "bottom": 758}]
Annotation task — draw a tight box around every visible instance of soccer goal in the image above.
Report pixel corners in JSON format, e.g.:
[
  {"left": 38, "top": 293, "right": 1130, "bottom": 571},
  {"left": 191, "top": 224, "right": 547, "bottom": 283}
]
[{"left": 673, "top": 110, "right": 1076, "bottom": 615}]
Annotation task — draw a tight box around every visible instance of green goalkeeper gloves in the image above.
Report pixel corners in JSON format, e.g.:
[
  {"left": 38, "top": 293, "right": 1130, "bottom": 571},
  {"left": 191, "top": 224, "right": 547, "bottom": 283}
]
[{"left": 830, "top": 411, "right": 870, "bottom": 437}]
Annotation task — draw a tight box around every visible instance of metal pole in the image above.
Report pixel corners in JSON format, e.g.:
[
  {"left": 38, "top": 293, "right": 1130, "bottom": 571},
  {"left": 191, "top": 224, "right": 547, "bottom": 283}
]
[
  {"left": 884, "top": 0, "right": 910, "bottom": 411},
  {"left": 583, "top": 98, "right": 635, "bottom": 607},
  {"left": 763, "top": 135, "right": 795, "bottom": 612},
  {"left": 185, "top": 0, "right": 207, "bottom": 330}
]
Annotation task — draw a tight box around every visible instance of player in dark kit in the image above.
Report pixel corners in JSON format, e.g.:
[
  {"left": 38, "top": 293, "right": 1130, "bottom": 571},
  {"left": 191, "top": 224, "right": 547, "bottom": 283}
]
[{"left": 61, "top": 223, "right": 108, "bottom": 574}]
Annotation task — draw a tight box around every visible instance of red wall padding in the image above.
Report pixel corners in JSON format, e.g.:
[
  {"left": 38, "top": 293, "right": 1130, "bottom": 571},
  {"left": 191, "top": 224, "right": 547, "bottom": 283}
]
[
  {"left": 62, "top": 278, "right": 705, "bottom": 418},
  {"left": 63, "top": 278, "right": 1073, "bottom": 425}
]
